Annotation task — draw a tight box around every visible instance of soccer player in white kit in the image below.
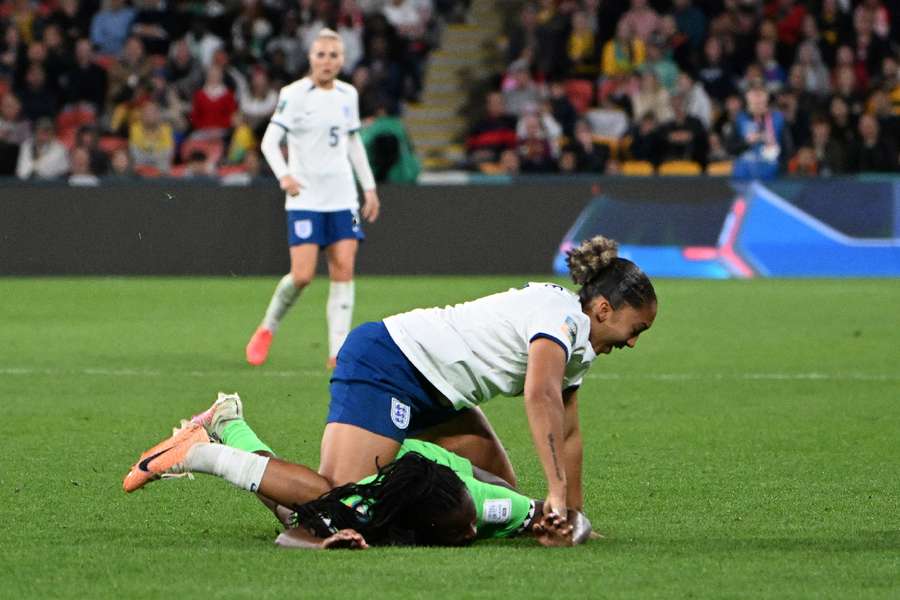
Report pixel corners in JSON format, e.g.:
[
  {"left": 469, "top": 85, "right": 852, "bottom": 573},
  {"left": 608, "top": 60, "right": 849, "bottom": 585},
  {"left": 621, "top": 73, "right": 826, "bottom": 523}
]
[
  {"left": 319, "top": 236, "right": 658, "bottom": 524},
  {"left": 247, "top": 28, "right": 380, "bottom": 367}
]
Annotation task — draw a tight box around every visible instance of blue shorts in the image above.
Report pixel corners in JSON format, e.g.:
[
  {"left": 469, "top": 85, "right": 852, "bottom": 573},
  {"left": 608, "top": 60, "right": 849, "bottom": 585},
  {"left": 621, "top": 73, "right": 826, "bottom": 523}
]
[
  {"left": 286, "top": 209, "right": 365, "bottom": 248},
  {"left": 327, "top": 321, "right": 460, "bottom": 442}
]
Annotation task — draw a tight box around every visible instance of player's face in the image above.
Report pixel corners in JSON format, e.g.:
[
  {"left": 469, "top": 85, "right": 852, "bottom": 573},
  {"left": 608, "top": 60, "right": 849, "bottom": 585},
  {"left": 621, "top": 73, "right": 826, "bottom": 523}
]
[
  {"left": 309, "top": 39, "right": 344, "bottom": 86},
  {"left": 431, "top": 489, "right": 478, "bottom": 546},
  {"left": 588, "top": 299, "right": 656, "bottom": 355}
]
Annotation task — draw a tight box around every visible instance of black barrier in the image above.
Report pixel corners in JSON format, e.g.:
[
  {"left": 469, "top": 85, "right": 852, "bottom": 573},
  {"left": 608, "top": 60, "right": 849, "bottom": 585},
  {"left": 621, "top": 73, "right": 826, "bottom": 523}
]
[{"left": 0, "top": 178, "right": 735, "bottom": 275}]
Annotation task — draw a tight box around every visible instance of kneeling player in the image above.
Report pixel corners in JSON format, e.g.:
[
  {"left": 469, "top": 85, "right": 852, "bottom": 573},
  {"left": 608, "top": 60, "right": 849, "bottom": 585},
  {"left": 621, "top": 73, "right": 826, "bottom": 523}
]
[{"left": 123, "top": 393, "right": 591, "bottom": 549}]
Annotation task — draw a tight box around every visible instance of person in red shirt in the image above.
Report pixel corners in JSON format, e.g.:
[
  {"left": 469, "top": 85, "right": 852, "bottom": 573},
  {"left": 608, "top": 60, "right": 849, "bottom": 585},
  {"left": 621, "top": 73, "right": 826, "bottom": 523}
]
[{"left": 190, "top": 64, "right": 237, "bottom": 137}]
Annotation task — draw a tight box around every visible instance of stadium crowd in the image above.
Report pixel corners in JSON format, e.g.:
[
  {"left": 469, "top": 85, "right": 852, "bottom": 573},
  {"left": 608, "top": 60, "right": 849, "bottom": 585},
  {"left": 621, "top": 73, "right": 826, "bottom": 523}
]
[
  {"left": 466, "top": 0, "right": 900, "bottom": 178},
  {"left": 0, "top": 0, "right": 453, "bottom": 184}
]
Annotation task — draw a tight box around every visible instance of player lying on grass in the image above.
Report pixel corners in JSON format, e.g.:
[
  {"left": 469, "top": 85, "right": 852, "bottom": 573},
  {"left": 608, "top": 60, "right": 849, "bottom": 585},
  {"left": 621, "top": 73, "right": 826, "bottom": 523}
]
[{"left": 123, "top": 393, "right": 592, "bottom": 549}]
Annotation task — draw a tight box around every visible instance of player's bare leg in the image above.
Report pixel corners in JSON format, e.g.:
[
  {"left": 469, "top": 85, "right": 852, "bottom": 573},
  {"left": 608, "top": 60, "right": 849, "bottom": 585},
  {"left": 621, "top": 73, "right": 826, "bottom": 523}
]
[
  {"left": 318, "top": 422, "right": 400, "bottom": 485},
  {"left": 247, "top": 244, "right": 319, "bottom": 365},
  {"left": 325, "top": 239, "right": 358, "bottom": 368},
  {"left": 415, "top": 407, "right": 518, "bottom": 487}
]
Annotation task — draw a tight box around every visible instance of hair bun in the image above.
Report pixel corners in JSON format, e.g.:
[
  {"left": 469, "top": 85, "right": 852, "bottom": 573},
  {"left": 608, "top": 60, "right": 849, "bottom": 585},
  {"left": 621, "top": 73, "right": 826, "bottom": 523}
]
[{"left": 566, "top": 236, "right": 619, "bottom": 286}]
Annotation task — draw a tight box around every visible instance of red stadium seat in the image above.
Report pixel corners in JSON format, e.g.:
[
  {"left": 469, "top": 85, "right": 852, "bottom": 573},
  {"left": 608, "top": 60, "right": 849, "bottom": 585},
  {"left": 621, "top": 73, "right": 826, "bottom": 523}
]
[
  {"left": 134, "top": 164, "right": 162, "bottom": 178},
  {"left": 564, "top": 79, "right": 594, "bottom": 114},
  {"left": 179, "top": 138, "right": 224, "bottom": 166},
  {"left": 98, "top": 136, "right": 129, "bottom": 155},
  {"left": 56, "top": 107, "right": 96, "bottom": 132}
]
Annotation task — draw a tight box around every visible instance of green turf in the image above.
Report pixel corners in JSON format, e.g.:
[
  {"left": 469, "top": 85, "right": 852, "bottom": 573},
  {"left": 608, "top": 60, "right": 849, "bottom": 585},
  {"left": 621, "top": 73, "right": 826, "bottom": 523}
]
[{"left": 2, "top": 276, "right": 898, "bottom": 599}]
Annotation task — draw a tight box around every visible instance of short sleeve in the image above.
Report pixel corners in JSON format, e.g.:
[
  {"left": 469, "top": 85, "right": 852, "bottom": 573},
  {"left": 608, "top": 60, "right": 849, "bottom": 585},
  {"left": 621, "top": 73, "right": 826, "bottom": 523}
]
[
  {"left": 462, "top": 475, "right": 536, "bottom": 540},
  {"left": 525, "top": 308, "right": 579, "bottom": 362}
]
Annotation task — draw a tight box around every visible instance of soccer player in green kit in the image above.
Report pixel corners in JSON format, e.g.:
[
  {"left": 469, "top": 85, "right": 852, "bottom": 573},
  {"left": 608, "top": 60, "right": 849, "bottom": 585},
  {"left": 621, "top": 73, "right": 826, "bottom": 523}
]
[{"left": 123, "top": 393, "right": 591, "bottom": 548}]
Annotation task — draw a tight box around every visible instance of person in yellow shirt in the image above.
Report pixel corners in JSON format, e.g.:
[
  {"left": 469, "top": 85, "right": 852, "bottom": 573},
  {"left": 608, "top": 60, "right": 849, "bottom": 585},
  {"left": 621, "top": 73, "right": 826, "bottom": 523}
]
[{"left": 129, "top": 101, "right": 174, "bottom": 173}]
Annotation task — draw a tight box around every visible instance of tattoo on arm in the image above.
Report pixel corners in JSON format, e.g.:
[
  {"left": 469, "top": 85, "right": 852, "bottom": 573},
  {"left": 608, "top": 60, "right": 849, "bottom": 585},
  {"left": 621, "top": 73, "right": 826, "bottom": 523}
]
[{"left": 548, "top": 433, "right": 563, "bottom": 481}]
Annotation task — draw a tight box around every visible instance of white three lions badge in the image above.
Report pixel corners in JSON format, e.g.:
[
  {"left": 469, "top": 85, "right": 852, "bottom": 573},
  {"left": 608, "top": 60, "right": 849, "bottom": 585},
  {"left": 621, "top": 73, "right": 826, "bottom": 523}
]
[{"left": 390, "top": 397, "right": 410, "bottom": 430}]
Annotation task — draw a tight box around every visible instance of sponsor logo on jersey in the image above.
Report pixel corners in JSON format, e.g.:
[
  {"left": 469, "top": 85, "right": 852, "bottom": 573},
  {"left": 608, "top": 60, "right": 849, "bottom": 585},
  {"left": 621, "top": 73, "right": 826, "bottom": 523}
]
[
  {"left": 483, "top": 499, "right": 512, "bottom": 524},
  {"left": 294, "top": 219, "right": 313, "bottom": 239},
  {"left": 390, "top": 397, "right": 410, "bottom": 430}
]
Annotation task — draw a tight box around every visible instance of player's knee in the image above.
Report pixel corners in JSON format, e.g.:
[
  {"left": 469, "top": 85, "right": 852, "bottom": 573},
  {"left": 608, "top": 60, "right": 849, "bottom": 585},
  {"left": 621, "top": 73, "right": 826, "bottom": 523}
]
[{"left": 290, "top": 271, "right": 314, "bottom": 288}]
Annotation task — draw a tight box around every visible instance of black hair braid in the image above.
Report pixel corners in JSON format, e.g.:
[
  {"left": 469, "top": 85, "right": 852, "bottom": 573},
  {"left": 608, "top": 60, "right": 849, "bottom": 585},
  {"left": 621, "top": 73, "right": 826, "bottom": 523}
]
[{"left": 291, "top": 452, "right": 467, "bottom": 546}]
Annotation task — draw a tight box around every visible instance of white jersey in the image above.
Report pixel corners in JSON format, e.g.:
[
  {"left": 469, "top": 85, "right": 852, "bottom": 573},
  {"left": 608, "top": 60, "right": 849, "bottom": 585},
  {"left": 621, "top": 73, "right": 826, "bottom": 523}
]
[
  {"left": 270, "top": 77, "right": 361, "bottom": 211},
  {"left": 384, "top": 283, "right": 597, "bottom": 410}
]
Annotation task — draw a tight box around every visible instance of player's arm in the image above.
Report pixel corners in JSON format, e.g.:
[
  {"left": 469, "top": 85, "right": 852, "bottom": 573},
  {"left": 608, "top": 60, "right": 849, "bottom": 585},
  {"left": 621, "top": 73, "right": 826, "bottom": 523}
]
[
  {"left": 275, "top": 526, "right": 368, "bottom": 550},
  {"left": 347, "top": 131, "right": 379, "bottom": 221},
  {"left": 563, "top": 387, "right": 584, "bottom": 510},
  {"left": 260, "top": 121, "right": 300, "bottom": 196},
  {"left": 524, "top": 338, "right": 569, "bottom": 517}
]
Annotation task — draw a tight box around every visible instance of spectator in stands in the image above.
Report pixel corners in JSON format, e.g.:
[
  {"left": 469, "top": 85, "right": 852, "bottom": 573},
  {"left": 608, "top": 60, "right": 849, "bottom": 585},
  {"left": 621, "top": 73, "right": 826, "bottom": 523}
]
[
  {"left": 793, "top": 40, "right": 831, "bottom": 99},
  {"left": 108, "top": 147, "right": 135, "bottom": 178},
  {"left": 497, "top": 148, "right": 520, "bottom": 175},
  {"left": 382, "top": 0, "right": 430, "bottom": 101},
  {"left": 643, "top": 34, "right": 679, "bottom": 92},
  {"left": 566, "top": 10, "right": 598, "bottom": 78},
  {"left": 816, "top": 0, "right": 852, "bottom": 67},
  {"left": 852, "top": 7, "right": 891, "bottom": 82},
  {"left": 61, "top": 38, "right": 108, "bottom": 112},
  {"left": 17, "top": 62, "right": 58, "bottom": 122},
  {"left": 107, "top": 36, "right": 153, "bottom": 110},
  {"left": 630, "top": 70, "right": 673, "bottom": 123},
  {"left": 90, "top": 0, "right": 137, "bottom": 56},
  {"left": 833, "top": 65, "right": 865, "bottom": 118},
  {"left": 659, "top": 92, "right": 708, "bottom": 167},
  {"left": 506, "top": 3, "right": 538, "bottom": 64},
  {"left": 565, "top": 118, "right": 610, "bottom": 173},
  {"left": 784, "top": 65, "right": 819, "bottom": 117},
  {"left": 787, "top": 145, "right": 818, "bottom": 176},
  {"left": 75, "top": 125, "right": 110, "bottom": 176},
  {"left": 828, "top": 95, "right": 856, "bottom": 148},
  {"left": 42, "top": 24, "right": 71, "bottom": 86},
  {"left": 676, "top": 71, "right": 712, "bottom": 129},
  {"left": 0, "top": 24, "right": 25, "bottom": 80},
  {"left": 466, "top": 91, "right": 517, "bottom": 166},
  {"left": 697, "top": 36, "right": 735, "bottom": 103},
  {"left": 16, "top": 117, "right": 69, "bottom": 180},
  {"left": 68, "top": 146, "right": 100, "bottom": 186},
  {"left": 165, "top": 38, "right": 204, "bottom": 102},
  {"left": 185, "top": 17, "right": 224, "bottom": 69},
  {"left": 848, "top": 113, "right": 897, "bottom": 172},
  {"left": 337, "top": 1, "right": 366, "bottom": 75},
  {"left": 517, "top": 112, "right": 557, "bottom": 173},
  {"left": 732, "top": 83, "right": 789, "bottom": 180},
  {"left": 230, "top": 0, "right": 274, "bottom": 64},
  {"left": 672, "top": 0, "right": 706, "bottom": 52},
  {"left": 809, "top": 114, "right": 847, "bottom": 175},
  {"left": 880, "top": 55, "right": 900, "bottom": 115},
  {"left": 599, "top": 20, "right": 645, "bottom": 100},
  {"left": 266, "top": 12, "right": 305, "bottom": 77},
  {"left": 713, "top": 93, "right": 744, "bottom": 151},
  {"left": 547, "top": 79, "right": 578, "bottom": 137},
  {"left": 776, "top": 89, "right": 810, "bottom": 147},
  {"left": 619, "top": 0, "right": 660, "bottom": 44},
  {"left": 190, "top": 64, "right": 238, "bottom": 138},
  {"left": 129, "top": 101, "right": 174, "bottom": 173},
  {"left": 44, "top": 0, "right": 91, "bottom": 47},
  {"left": 180, "top": 149, "right": 214, "bottom": 178},
  {"left": 0, "top": 93, "right": 29, "bottom": 175},
  {"left": 754, "top": 38, "right": 785, "bottom": 91},
  {"left": 627, "top": 112, "right": 662, "bottom": 166},
  {"left": 239, "top": 66, "right": 278, "bottom": 138},
  {"left": 502, "top": 59, "right": 540, "bottom": 117}
]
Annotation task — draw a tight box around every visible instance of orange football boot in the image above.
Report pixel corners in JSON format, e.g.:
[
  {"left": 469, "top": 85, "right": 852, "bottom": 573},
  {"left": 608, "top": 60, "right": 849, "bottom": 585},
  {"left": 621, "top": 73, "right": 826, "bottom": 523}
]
[
  {"left": 245, "top": 327, "right": 273, "bottom": 366},
  {"left": 123, "top": 423, "right": 210, "bottom": 493}
]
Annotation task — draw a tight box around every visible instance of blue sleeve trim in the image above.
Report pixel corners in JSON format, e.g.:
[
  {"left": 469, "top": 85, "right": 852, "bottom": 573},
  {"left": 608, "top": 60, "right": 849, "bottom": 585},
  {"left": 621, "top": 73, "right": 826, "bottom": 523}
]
[
  {"left": 271, "top": 120, "right": 290, "bottom": 131},
  {"left": 529, "top": 333, "right": 569, "bottom": 361},
  {"left": 348, "top": 127, "right": 360, "bottom": 135}
]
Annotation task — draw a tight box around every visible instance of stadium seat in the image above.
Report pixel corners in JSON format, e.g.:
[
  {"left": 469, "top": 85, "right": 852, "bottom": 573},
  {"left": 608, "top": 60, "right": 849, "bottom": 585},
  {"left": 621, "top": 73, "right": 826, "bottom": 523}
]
[
  {"left": 707, "top": 160, "right": 734, "bottom": 176},
  {"left": 218, "top": 165, "right": 246, "bottom": 177},
  {"left": 98, "top": 135, "right": 128, "bottom": 155},
  {"left": 621, "top": 160, "right": 655, "bottom": 176},
  {"left": 134, "top": 164, "right": 162, "bottom": 177},
  {"left": 58, "top": 127, "right": 78, "bottom": 150},
  {"left": 56, "top": 107, "right": 96, "bottom": 132},
  {"left": 658, "top": 160, "right": 702, "bottom": 176},
  {"left": 180, "top": 138, "right": 224, "bottom": 165},
  {"left": 564, "top": 79, "right": 594, "bottom": 114}
]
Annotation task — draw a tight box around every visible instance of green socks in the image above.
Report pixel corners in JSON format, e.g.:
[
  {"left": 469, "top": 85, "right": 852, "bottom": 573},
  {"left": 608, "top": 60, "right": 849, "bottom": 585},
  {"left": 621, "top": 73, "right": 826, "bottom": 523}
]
[{"left": 220, "top": 419, "right": 275, "bottom": 455}]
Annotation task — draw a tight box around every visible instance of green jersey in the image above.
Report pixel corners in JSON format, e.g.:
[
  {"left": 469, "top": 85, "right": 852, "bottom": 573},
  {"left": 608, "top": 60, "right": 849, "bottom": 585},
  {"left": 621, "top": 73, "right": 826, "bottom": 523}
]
[{"left": 392, "top": 439, "right": 536, "bottom": 539}]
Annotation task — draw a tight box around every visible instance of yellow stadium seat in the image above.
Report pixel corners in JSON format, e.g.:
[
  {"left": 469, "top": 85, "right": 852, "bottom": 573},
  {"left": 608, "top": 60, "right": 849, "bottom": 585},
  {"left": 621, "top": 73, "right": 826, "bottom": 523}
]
[
  {"left": 621, "top": 160, "right": 655, "bottom": 176},
  {"left": 658, "top": 160, "right": 702, "bottom": 175},
  {"left": 707, "top": 160, "right": 734, "bottom": 176}
]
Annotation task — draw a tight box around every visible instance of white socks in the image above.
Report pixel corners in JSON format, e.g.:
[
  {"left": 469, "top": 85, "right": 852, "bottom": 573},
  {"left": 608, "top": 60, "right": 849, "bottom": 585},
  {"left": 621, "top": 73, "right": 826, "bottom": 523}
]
[
  {"left": 327, "top": 281, "right": 354, "bottom": 358},
  {"left": 185, "top": 444, "right": 270, "bottom": 493},
  {"left": 262, "top": 274, "right": 302, "bottom": 333}
]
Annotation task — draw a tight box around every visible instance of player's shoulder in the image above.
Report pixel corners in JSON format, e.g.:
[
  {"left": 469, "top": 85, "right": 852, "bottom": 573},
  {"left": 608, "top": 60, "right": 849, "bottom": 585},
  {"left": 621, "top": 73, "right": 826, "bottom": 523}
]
[
  {"left": 279, "top": 77, "right": 315, "bottom": 99},
  {"left": 521, "top": 282, "right": 580, "bottom": 306},
  {"left": 334, "top": 80, "right": 358, "bottom": 96}
]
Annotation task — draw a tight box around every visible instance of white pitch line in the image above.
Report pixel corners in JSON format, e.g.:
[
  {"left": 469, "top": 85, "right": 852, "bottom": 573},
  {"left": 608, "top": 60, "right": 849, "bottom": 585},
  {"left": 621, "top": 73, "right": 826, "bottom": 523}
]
[{"left": 0, "top": 367, "right": 897, "bottom": 382}]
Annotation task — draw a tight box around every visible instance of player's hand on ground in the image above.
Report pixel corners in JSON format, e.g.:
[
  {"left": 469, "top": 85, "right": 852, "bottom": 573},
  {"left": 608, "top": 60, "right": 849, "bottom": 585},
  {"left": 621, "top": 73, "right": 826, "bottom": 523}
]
[
  {"left": 321, "top": 528, "right": 369, "bottom": 550},
  {"left": 532, "top": 511, "right": 575, "bottom": 547},
  {"left": 280, "top": 175, "right": 301, "bottom": 196},
  {"left": 361, "top": 189, "right": 380, "bottom": 222}
]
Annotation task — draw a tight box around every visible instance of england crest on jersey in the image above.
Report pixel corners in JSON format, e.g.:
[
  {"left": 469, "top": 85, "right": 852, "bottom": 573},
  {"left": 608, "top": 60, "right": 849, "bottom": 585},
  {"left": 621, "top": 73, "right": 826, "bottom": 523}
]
[{"left": 390, "top": 397, "right": 410, "bottom": 430}]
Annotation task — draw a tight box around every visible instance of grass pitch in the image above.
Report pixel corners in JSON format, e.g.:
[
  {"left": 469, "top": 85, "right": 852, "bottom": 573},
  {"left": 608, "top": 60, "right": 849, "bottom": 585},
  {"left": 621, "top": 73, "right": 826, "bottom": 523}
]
[{"left": 2, "top": 276, "right": 898, "bottom": 599}]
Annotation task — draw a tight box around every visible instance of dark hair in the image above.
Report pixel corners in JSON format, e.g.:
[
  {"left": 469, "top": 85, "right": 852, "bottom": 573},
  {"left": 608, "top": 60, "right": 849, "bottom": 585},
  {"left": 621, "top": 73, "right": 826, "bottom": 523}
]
[
  {"left": 291, "top": 452, "right": 468, "bottom": 546},
  {"left": 566, "top": 236, "right": 656, "bottom": 309}
]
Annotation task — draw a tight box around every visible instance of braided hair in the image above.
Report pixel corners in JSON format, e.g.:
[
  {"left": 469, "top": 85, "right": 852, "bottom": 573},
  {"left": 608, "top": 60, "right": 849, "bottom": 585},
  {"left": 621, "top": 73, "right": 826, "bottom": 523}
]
[
  {"left": 566, "top": 236, "right": 656, "bottom": 309},
  {"left": 291, "top": 452, "right": 469, "bottom": 546}
]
